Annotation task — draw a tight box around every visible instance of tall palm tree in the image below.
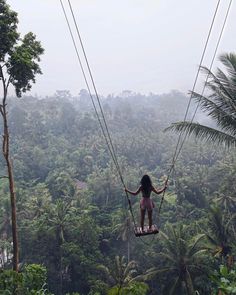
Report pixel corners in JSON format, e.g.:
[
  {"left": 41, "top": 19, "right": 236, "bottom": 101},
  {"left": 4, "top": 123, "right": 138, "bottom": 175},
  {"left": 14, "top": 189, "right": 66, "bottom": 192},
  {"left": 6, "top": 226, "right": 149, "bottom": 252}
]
[
  {"left": 47, "top": 198, "right": 75, "bottom": 295},
  {"left": 167, "top": 53, "right": 236, "bottom": 148},
  {"left": 144, "top": 224, "right": 208, "bottom": 295},
  {"left": 112, "top": 209, "right": 133, "bottom": 262}
]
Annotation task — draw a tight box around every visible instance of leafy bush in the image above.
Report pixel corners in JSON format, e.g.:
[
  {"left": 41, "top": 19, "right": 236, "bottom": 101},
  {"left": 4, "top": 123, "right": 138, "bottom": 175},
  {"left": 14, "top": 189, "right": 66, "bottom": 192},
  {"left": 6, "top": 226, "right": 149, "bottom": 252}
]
[
  {"left": 211, "top": 265, "right": 236, "bottom": 294},
  {"left": 108, "top": 282, "right": 149, "bottom": 295},
  {"left": 0, "top": 264, "right": 51, "bottom": 295},
  {"left": 0, "top": 269, "right": 22, "bottom": 294}
]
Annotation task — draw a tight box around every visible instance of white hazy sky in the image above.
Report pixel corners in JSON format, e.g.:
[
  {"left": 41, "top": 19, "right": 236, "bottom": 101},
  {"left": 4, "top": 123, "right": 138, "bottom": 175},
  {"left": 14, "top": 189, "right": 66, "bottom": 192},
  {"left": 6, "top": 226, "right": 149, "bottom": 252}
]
[{"left": 7, "top": 0, "right": 236, "bottom": 97}]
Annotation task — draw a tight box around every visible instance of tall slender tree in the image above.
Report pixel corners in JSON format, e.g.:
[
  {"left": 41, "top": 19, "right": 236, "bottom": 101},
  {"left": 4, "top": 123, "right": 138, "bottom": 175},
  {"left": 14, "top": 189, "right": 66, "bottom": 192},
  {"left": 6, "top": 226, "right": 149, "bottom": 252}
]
[
  {"left": 0, "top": 0, "right": 44, "bottom": 271},
  {"left": 112, "top": 209, "right": 132, "bottom": 262}
]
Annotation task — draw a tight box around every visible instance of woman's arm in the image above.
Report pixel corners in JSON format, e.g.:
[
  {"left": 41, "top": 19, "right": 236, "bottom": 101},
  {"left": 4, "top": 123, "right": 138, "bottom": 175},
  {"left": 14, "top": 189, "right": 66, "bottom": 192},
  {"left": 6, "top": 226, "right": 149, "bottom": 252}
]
[
  {"left": 152, "top": 184, "right": 167, "bottom": 195},
  {"left": 125, "top": 186, "right": 141, "bottom": 196}
]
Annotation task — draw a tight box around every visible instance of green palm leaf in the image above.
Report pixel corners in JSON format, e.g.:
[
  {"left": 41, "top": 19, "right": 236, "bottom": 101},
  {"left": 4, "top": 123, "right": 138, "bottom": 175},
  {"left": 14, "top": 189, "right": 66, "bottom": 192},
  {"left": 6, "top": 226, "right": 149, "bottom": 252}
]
[
  {"left": 166, "top": 53, "right": 236, "bottom": 148},
  {"left": 188, "top": 234, "right": 206, "bottom": 257},
  {"left": 169, "top": 276, "right": 181, "bottom": 295},
  {"left": 166, "top": 121, "right": 236, "bottom": 147},
  {"left": 191, "top": 90, "right": 236, "bottom": 131}
]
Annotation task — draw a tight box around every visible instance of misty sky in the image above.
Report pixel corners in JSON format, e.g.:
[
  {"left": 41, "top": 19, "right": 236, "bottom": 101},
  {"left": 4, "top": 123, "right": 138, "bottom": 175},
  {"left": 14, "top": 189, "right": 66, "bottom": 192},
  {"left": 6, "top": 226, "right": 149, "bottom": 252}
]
[{"left": 7, "top": 0, "right": 236, "bottom": 97}]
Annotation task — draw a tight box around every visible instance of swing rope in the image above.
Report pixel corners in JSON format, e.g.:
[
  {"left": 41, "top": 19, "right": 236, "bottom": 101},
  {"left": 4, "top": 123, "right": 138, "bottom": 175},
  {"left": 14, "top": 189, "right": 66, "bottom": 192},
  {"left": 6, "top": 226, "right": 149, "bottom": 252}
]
[
  {"left": 59, "top": 0, "right": 232, "bottom": 232},
  {"left": 158, "top": 0, "right": 232, "bottom": 217},
  {"left": 59, "top": 0, "right": 137, "bottom": 229}
]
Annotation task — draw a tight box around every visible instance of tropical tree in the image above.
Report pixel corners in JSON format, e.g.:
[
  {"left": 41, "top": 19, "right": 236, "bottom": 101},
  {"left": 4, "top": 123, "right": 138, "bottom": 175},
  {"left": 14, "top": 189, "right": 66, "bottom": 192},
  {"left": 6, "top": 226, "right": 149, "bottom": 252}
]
[
  {"left": 0, "top": 263, "right": 52, "bottom": 294},
  {"left": 98, "top": 256, "right": 146, "bottom": 294},
  {"left": 0, "top": 194, "right": 12, "bottom": 268},
  {"left": 0, "top": 0, "right": 44, "bottom": 271},
  {"left": 112, "top": 209, "right": 133, "bottom": 262},
  {"left": 215, "top": 193, "right": 236, "bottom": 214},
  {"left": 206, "top": 207, "right": 234, "bottom": 261},
  {"left": 144, "top": 224, "right": 209, "bottom": 295},
  {"left": 167, "top": 53, "right": 236, "bottom": 148},
  {"left": 46, "top": 198, "right": 75, "bottom": 295}
]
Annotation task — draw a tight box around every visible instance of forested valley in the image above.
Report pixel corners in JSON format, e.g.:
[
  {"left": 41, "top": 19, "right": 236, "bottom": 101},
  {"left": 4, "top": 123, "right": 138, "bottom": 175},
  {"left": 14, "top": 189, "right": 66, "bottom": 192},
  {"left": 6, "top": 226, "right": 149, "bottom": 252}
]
[{"left": 1, "top": 89, "right": 236, "bottom": 295}]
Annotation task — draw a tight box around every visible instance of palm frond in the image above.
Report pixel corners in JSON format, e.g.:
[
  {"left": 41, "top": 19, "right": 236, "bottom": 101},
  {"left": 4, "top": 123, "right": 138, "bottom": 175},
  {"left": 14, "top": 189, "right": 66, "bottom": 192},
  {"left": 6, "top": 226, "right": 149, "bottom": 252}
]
[
  {"left": 207, "top": 85, "right": 236, "bottom": 116},
  {"left": 209, "top": 86, "right": 236, "bottom": 112},
  {"left": 201, "top": 62, "right": 235, "bottom": 89},
  {"left": 201, "top": 70, "right": 233, "bottom": 98},
  {"left": 188, "top": 234, "right": 206, "bottom": 257},
  {"left": 216, "top": 68, "right": 236, "bottom": 96},
  {"left": 140, "top": 267, "right": 177, "bottom": 281},
  {"left": 201, "top": 66, "right": 236, "bottom": 108},
  {"left": 191, "top": 249, "right": 209, "bottom": 258},
  {"left": 123, "top": 261, "right": 137, "bottom": 279},
  {"left": 159, "top": 231, "right": 179, "bottom": 255},
  {"left": 205, "top": 233, "right": 219, "bottom": 247},
  {"left": 169, "top": 276, "right": 181, "bottom": 295},
  {"left": 225, "top": 214, "right": 235, "bottom": 232},
  {"left": 156, "top": 252, "right": 177, "bottom": 264},
  {"left": 165, "top": 121, "right": 236, "bottom": 148},
  {"left": 219, "top": 53, "right": 236, "bottom": 77},
  {"left": 190, "top": 91, "right": 236, "bottom": 135}
]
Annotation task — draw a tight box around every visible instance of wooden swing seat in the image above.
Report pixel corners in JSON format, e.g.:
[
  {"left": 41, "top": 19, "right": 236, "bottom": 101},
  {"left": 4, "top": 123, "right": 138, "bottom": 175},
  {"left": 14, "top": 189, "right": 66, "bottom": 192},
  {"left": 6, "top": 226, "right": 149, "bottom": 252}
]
[{"left": 134, "top": 224, "right": 159, "bottom": 237}]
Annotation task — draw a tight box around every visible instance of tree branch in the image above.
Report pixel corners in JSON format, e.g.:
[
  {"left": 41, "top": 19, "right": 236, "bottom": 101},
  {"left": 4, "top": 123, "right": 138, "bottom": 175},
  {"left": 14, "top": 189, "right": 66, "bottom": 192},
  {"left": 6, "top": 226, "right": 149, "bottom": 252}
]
[
  {"left": 0, "top": 105, "right": 3, "bottom": 116},
  {"left": 2, "top": 134, "right": 6, "bottom": 157},
  {"left": 6, "top": 75, "right": 12, "bottom": 90},
  {"left": 0, "top": 63, "right": 7, "bottom": 69},
  {"left": 0, "top": 65, "right": 7, "bottom": 105}
]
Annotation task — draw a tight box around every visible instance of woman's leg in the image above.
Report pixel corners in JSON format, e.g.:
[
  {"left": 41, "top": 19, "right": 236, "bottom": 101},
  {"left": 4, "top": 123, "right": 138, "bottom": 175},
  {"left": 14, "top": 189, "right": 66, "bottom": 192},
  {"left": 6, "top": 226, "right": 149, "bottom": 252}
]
[
  {"left": 148, "top": 210, "right": 153, "bottom": 229},
  {"left": 140, "top": 209, "right": 145, "bottom": 231}
]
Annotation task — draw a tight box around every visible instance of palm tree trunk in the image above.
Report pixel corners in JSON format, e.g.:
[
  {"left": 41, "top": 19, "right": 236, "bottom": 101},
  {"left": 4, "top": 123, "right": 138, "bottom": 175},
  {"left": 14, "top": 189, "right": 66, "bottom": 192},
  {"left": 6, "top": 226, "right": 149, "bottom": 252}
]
[
  {"left": 127, "top": 239, "right": 130, "bottom": 263},
  {"left": 2, "top": 95, "right": 19, "bottom": 272},
  {"left": 117, "top": 285, "right": 122, "bottom": 295},
  {"left": 184, "top": 269, "right": 195, "bottom": 295},
  {"left": 59, "top": 244, "right": 63, "bottom": 295}
]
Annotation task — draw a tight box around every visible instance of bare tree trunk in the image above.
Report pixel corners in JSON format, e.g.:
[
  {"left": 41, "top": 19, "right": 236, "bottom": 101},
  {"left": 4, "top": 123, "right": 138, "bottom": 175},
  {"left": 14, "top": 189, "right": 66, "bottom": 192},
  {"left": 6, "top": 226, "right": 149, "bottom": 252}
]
[{"left": 1, "top": 89, "right": 19, "bottom": 272}]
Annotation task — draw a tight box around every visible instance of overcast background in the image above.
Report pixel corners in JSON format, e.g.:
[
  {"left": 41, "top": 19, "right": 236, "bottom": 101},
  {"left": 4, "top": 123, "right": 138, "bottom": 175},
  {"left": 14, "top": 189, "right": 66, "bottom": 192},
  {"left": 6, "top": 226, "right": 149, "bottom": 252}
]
[{"left": 7, "top": 0, "right": 236, "bottom": 97}]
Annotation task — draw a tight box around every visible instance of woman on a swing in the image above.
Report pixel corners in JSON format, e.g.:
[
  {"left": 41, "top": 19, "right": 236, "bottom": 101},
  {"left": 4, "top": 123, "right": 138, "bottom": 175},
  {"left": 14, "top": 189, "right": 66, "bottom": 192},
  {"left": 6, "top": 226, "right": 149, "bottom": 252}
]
[{"left": 125, "top": 175, "right": 167, "bottom": 232}]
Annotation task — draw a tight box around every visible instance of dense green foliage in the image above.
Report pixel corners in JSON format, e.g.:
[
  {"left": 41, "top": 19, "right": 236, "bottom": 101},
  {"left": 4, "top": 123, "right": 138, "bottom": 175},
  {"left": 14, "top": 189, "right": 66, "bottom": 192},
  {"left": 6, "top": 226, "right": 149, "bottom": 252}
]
[
  {"left": 0, "top": 264, "right": 50, "bottom": 294},
  {"left": 211, "top": 265, "right": 236, "bottom": 294},
  {"left": 0, "top": 0, "right": 44, "bottom": 97},
  {"left": 0, "top": 89, "right": 235, "bottom": 294}
]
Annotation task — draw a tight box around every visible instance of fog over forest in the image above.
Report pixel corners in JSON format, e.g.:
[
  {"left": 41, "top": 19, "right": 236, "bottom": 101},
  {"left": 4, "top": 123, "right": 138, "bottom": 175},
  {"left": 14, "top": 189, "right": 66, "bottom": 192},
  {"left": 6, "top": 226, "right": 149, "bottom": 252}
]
[
  {"left": 1, "top": 88, "right": 234, "bottom": 294},
  {"left": 1, "top": 0, "right": 236, "bottom": 294}
]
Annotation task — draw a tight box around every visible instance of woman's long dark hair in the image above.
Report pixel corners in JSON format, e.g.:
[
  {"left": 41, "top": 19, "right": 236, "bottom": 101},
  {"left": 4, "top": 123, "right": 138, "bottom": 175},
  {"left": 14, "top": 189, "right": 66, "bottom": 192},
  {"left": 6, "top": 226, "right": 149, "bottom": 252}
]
[{"left": 140, "top": 175, "right": 152, "bottom": 195}]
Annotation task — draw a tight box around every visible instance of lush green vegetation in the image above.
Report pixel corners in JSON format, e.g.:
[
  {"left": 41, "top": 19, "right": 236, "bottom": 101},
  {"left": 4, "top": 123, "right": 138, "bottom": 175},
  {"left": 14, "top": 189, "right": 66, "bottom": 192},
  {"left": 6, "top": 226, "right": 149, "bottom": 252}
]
[
  {"left": 0, "top": 89, "right": 235, "bottom": 294},
  {"left": 1, "top": 1, "right": 236, "bottom": 294}
]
